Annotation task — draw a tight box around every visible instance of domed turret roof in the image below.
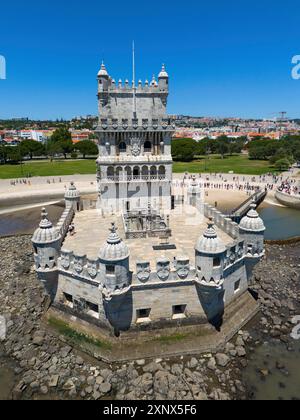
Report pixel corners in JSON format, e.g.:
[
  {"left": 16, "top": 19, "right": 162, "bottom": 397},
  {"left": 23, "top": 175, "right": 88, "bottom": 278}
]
[
  {"left": 158, "top": 64, "right": 169, "bottom": 78},
  {"left": 196, "top": 219, "right": 226, "bottom": 254},
  {"left": 99, "top": 223, "right": 129, "bottom": 261},
  {"left": 98, "top": 62, "right": 109, "bottom": 77},
  {"left": 239, "top": 203, "right": 265, "bottom": 232},
  {"left": 65, "top": 182, "right": 80, "bottom": 200},
  {"left": 32, "top": 208, "right": 61, "bottom": 244}
]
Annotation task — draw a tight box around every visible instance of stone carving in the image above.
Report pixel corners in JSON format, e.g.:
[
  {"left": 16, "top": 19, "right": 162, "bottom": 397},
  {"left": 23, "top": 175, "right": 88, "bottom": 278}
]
[
  {"left": 175, "top": 257, "right": 190, "bottom": 279},
  {"left": 61, "top": 250, "right": 72, "bottom": 270},
  {"left": 157, "top": 259, "right": 170, "bottom": 281},
  {"left": 73, "top": 255, "right": 86, "bottom": 274},
  {"left": 122, "top": 119, "right": 128, "bottom": 130},
  {"left": 130, "top": 137, "right": 141, "bottom": 157},
  {"left": 87, "top": 259, "right": 98, "bottom": 278},
  {"left": 136, "top": 262, "right": 151, "bottom": 282}
]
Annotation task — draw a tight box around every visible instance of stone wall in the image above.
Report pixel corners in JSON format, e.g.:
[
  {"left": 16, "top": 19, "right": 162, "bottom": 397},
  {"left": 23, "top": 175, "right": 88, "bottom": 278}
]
[
  {"left": 275, "top": 190, "right": 300, "bottom": 209},
  {"left": 55, "top": 205, "right": 75, "bottom": 243},
  {"left": 200, "top": 202, "right": 240, "bottom": 240}
]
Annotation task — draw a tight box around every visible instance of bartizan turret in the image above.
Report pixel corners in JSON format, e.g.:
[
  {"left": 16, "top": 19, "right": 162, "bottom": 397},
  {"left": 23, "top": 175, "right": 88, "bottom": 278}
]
[
  {"left": 32, "top": 208, "right": 62, "bottom": 299},
  {"left": 239, "top": 202, "right": 266, "bottom": 281},
  {"left": 64, "top": 181, "right": 81, "bottom": 212},
  {"left": 195, "top": 220, "right": 226, "bottom": 322}
]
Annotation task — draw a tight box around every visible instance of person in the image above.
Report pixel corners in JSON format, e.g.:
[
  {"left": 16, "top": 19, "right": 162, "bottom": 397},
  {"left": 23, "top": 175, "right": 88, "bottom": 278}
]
[{"left": 69, "top": 223, "right": 76, "bottom": 236}]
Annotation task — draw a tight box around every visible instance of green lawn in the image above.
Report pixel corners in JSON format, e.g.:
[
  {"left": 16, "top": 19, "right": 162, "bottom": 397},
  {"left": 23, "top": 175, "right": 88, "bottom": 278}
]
[
  {"left": 173, "top": 155, "right": 276, "bottom": 175},
  {"left": 0, "top": 159, "right": 97, "bottom": 179},
  {"left": 0, "top": 155, "right": 276, "bottom": 179}
]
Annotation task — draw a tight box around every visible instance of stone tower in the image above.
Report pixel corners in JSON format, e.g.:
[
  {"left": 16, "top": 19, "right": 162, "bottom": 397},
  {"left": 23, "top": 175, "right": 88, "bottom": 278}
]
[
  {"left": 32, "top": 208, "right": 61, "bottom": 299},
  {"left": 239, "top": 203, "right": 266, "bottom": 281},
  {"left": 96, "top": 62, "right": 175, "bottom": 214}
]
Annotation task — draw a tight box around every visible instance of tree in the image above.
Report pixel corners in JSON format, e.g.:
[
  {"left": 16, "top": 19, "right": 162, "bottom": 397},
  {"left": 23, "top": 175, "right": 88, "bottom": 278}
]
[
  {"left": 50, "top": 127, "right": 72, "bottom": 143},
  {"left": 172, "top": 139, "right": 198, "bottom": 162},
  {"left": 215, "top": 136, "right": 230, "bottom": 159},
  {"left": 19, "top": 139, "right": 45, "bottom": 159},
  {"left": 47, "top": 127, "right": 73, "bottom": 159},
  {"left": 275, "top": 158, "right": 290, "bottom": 172},
  {"left": 74, "top": 140, "right": 98, "bottom": 158},
  {"left": 58, "top": 139, "right": 74, "bottom": 159}
]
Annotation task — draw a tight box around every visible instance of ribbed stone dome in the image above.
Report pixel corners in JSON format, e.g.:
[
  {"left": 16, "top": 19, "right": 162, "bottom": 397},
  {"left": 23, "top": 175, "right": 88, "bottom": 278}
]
[
  {"left": 32, "top": 208, "right": 61, "bottom": 244},
  {"left": 98, "top": 62, "right": 109, "bottom": 77},
  {"left": 158, "top": 64, "right": 169, "bottom": 78},
  {"left": 99, "top": 223, "right": 129, "bottom": 261},
  {"left": 239, "top": 204, "right": 265, "bottom": 232},
  {"left": 65, "top": 182, "right": 80, "bottom": 199},
  {"left": 196, "top": 220, "right": 226, "bottom": 254}
]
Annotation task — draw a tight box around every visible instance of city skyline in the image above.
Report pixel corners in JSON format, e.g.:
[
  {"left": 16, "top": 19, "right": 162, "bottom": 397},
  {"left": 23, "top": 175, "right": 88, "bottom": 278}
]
[{"left": 1, "top": 0, "right": 300, "bottom": 120}]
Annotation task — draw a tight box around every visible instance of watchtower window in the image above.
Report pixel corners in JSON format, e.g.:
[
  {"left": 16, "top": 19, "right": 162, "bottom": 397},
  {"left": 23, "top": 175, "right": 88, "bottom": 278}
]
[
  {"left": 119, "top": 142, "right": 127, "bottom": 153},
  {"left": 144, "top": 141, "right": 152, "bottom": 152},
  {"left": 136, "top": 308, "right": 151, "bottom": 323},
  {"left": 213, "top": 257, "right": 221, "bottom": 267},
  {"left": 106, "top": 265, "right": 115, "bottom": 275},
  {"left": 64, "top": 293, "right": 73, "bottom": 308},
  {"left": 86, "top": 301, "right": 99, "bottom": 318},
  {"left": 172, "top": 304, "right": 187, "bottom": 320},
  {"left": 234, "top": 280, "right": 241, "bottom": 293}
]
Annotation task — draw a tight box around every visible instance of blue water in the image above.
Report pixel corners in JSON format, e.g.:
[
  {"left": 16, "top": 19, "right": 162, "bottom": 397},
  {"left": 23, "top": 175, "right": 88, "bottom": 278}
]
[{"left": 258, "top": 206, "right": 300, "bottom": 240}]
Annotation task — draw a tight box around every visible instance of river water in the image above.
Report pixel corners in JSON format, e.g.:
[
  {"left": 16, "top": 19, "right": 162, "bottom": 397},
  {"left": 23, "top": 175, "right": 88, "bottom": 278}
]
[{"left": 259, "top": 205, "right": 300, "bottom": 240}]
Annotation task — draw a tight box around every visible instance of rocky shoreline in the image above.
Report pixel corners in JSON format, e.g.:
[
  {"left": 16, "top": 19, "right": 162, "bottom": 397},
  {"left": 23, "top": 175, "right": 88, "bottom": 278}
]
[{"left": 0, "top": 235, "right": 299, "bottom": 401}]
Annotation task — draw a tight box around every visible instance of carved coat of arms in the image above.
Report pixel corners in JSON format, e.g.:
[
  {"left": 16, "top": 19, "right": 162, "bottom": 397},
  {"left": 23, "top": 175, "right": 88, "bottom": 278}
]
[
  {"left": 157, "top": 259, "right": 170, "bottom": 281},
  {"left": 175, "top": 258, "right": 190, "bottom": 279},
  {"left": 130, "top": 137, "right": 141, "bottom": 157},
  {"left": 137, "top": 262, "right": 151, "bottom": 282},
  {"left": 61, "top": 251, "right": 72, "bottom": 270},
  {"left": 87, "top": 259, "right": 98, "bottom": 279}
]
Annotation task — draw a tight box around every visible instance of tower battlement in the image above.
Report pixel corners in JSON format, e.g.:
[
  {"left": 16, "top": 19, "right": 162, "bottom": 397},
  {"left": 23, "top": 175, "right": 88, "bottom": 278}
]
[{"left": 97, "top": 63, "right": 170, "bottom": 121}]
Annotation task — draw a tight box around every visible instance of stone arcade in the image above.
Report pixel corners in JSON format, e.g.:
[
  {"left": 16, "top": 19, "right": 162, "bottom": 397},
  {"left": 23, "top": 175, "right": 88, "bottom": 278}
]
[{"left": 32, "top": 62, "right": 266, "bottom": 357}]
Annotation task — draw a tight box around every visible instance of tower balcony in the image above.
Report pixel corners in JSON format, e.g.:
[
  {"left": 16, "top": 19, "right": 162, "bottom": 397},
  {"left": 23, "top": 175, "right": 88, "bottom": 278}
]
[
  {"left": 96, "top": 118, "right": 176, "bottom": 132},
  {"left": 101, "top": 174, "right": 168, "bottom": 183}
]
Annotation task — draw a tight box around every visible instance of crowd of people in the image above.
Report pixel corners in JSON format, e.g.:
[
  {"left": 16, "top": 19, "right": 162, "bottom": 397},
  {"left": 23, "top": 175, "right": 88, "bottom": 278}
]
[
  {"left": 278, "top": 180, "right": 300, "bottom": 196},
  {"left": 173, "top": 172, "right": 288, "bottom": 194}
]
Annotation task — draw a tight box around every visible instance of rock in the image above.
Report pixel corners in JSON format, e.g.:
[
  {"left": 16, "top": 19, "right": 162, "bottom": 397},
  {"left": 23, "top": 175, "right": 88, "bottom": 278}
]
[
  {"left": 40, "top": 386, "right": 48, "bottom": 395},
  {"left": 99, "top": 382, "right": 112, "bottom": 395},
  {"left": 143, "top": 362, "right": 163, "bottom": 374},
  {"left": 207, "top": 358, "right": 216, "bottom": 371},
  {"left": 236, "top": 346, "right": 246, "bottom": 357},
  {"left": 96, "top": 376, "right": 104, "bottom": 385},
  {"left": 48, "top": 375, "right": 60, "bottom": 388},
  {"left": 215, "top": 353, "right": 230, "bottom": 368},
  {"left": 189, "top": 358, "right": 198, "bottom": 369},
  {"left": 75, "top": 356, "right": 84, "bottom": 365},
  {"left": 63, "top": 379, "right": 76, "bottom": 391},
  {"left": 32, "top": 335, "right": 44, "bottom": 346},
  {"left": 93, "top": 391, "right": 101, "bottom": 400},
  {"left": 136, "top": 359, "right": 145, "bottom": 366}
]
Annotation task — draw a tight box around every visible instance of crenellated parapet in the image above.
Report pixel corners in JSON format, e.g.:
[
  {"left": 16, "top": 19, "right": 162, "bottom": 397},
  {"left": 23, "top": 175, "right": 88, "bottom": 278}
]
[{"left": 201, "top": 202, "right": 240, "bottom": 240}]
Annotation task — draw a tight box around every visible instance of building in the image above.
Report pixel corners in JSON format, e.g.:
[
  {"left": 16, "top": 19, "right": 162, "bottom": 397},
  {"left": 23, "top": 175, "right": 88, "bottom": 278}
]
[
  {"left": 96, "top": 63, "right": 174, "bottom": 213},
  {"left": 32, "top": 61, "right": 265, "bottom": 355}
]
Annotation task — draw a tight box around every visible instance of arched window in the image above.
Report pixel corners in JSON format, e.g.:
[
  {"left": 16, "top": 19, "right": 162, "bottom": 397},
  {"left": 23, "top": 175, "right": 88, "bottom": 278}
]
[
  {"left": 133, "top": 167, "right": 140, "bottom": 177},
  {"left": 118, "top": 142, "right": 127, "bottom": 154},
  {"left": 150, "top": 166, "right": 157, "bottom": 176},
  {"left": 159, "top": 166, "right": 166, "bottom": 177},
  {"left": 107, "top": 167, "right": 114, "bottom": 178},
  {"left": 142, "top": 166, "right": 149, "bottom": 179}
]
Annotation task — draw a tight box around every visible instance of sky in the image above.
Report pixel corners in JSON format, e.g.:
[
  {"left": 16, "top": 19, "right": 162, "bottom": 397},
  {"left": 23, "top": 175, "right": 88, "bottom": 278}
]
[{"left": 0, "top": 0, "right": 300, "bottom": 120}]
